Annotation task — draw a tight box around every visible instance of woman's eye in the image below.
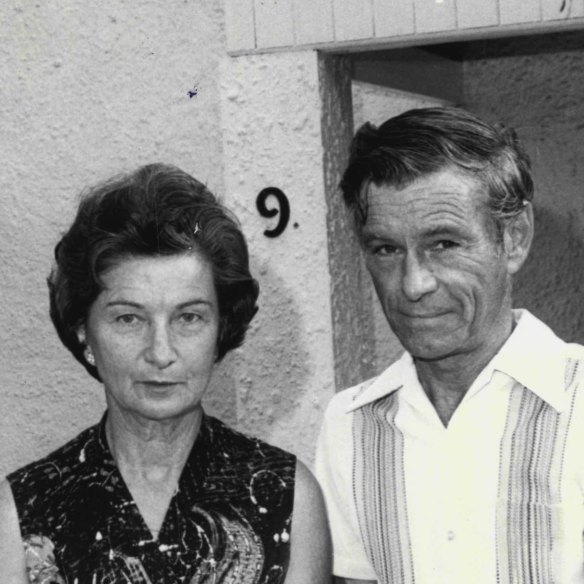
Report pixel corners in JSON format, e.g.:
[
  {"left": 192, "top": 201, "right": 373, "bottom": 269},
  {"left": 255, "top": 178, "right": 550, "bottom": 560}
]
[
  {"left": 179, "top": 312, "right": 201, "bottom": 324},
  {"left": 116, "top": 314, "right": 139, "bottom": 325}
]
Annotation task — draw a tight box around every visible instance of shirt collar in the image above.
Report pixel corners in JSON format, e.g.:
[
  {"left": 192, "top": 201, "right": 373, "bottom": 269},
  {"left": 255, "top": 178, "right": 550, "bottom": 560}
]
[
  {"left": 347, "top": 309, "right": 569, "bottom": 413},
  {"left": 491, "top": 309, "right": 568, "bottom": 412},
  {"left": 347, "top": 351, "right": 411, "bottom": 412}
]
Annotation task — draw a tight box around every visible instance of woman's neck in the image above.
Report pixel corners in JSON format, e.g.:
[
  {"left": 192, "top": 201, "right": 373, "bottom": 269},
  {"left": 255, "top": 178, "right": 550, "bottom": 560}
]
[{"left": 105, "top": 406, "right": 203, "bottom": 476}]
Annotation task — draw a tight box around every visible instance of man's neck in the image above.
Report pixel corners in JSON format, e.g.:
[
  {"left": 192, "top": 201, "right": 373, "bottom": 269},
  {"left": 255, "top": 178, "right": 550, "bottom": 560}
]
[{"left": 414, "top": 316, "right": 515, "bottom": 427}]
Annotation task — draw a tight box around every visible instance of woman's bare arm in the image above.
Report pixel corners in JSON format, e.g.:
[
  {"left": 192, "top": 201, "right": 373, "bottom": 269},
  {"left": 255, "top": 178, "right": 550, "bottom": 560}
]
[
  {"left": 284, "top": 460, "right": 331, "bottom": 583},
  {"left": 0, "top": 479, "right": 28, "bottom": 583}
]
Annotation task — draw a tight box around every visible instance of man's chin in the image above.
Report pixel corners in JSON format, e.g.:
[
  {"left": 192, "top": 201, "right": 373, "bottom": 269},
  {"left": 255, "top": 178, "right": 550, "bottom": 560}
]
[{"left": 401, "top": 337, "right": 462, "bottom": 362}]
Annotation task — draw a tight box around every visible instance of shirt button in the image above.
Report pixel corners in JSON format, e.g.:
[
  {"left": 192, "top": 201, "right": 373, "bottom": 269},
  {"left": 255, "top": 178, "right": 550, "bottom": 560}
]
[{"left": 447, "top": 530, "right": 455, "bottom": 541}]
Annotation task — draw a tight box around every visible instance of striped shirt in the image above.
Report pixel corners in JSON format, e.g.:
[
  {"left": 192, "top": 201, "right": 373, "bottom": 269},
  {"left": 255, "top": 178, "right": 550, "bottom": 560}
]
[{"left": 316, "top": 310, "right": 584, "bottom": 583}]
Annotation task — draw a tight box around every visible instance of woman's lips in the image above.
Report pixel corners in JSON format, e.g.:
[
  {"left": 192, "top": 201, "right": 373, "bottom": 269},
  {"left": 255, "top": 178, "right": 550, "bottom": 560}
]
[{"left": 140, "top": 380, "right": 182, "bottom": 387}]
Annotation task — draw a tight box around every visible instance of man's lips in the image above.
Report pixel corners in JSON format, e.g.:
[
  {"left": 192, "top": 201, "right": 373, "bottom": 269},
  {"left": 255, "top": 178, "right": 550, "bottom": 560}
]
[{"left": 398, "top": 311, "right": 449, "bottom": 319}]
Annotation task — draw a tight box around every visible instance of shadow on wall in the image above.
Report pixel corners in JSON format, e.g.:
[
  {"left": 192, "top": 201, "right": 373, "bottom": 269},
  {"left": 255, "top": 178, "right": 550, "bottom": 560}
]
[
  {"left": 204, "top": 260, "right": 311, "bottom": 440},
  {"left": 514, "top": 204, "right": 584, "bottom": 344}
]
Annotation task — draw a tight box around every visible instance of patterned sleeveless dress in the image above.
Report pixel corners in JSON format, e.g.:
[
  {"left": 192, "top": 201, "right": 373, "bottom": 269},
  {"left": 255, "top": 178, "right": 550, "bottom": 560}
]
[{"left": 7, "top": 413, "right": 296, "bottom": 584}]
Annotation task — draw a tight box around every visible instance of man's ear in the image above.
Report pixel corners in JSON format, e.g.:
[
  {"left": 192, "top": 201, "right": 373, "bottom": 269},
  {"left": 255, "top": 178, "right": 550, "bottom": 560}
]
[{"left": 503, "top": 202, "right": 534, "bottom": 275}]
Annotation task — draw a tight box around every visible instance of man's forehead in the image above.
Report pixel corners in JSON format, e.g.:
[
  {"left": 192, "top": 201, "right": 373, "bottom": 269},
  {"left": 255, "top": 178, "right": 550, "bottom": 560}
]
[
  {"left": 359, "top": 171, "right": 494, "bottom": 241},
  {"left": 364, "top": 170, "right": 487, "bottom": 217}
]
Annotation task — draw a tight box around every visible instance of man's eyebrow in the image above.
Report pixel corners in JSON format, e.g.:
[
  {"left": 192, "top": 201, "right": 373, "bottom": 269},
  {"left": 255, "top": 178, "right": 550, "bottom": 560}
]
[
  {"left": 422, "top": 225, "right": 466, "bottom": 238},
  {"left": 361, "top": 229, "right": 397, "bottom": 243}
]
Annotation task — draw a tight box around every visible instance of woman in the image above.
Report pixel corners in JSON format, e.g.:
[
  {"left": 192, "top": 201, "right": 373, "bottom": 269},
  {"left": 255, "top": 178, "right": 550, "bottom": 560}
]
[{"left": 0, "top": 164, "right": 330, "bottom": 583}]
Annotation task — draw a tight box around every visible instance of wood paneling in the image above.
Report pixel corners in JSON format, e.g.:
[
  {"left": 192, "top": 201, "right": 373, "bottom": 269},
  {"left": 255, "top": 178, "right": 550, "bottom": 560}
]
[
  {"left": 255, "top": 0, "right": 295, "bottom": 48},
  {"left": 333, "top": 0, "right": 375, "bottom": 41},
  {"left": 294, "top": 0, "right": 335, "bottom": 44},
  {"left": 457, "top": 0, "right": 499, "bottom": 29},
  {"left": 543, "top": 0, "right": 584, "bottom": 20},
  {"left": 374, "top": 0, "right": 415, "bottom": 37},
  {"left": 500, "top": 0, "right": 541, "bottom": 25},
  {"left": 225, "top": 0, "right": 256, "bottom": 52},
  {"left": 414, "top": 0, "right": 457, "bottom": 33},
  {"left": 225, "top": 0, "right": 584, "bottom": 54}
]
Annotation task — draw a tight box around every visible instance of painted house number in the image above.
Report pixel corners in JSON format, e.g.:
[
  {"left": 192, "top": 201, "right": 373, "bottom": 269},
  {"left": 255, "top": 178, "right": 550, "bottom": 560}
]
[{"left": 256, "top": 187, "right": 290, "bottom": 238}]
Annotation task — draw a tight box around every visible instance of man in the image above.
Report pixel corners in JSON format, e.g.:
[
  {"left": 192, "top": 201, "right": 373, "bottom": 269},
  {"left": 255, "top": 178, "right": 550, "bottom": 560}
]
[{"left": 316, "top": 107, "right": 584, "bottom": 584}]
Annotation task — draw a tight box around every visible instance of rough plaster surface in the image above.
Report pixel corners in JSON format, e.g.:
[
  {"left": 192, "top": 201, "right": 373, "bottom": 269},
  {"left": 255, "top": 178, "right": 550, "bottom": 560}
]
[
  {"left": 464, "top": 32, "right": 584, "bottom": 344},
  {"left": 217, "top": 51, "right": 337, "bottom": 466},
  {"left": 319, "top": 55, "right": 378, "bottom": 390},
  {"left": 0, "top": 0, "right": 228, "bottom": 478}
]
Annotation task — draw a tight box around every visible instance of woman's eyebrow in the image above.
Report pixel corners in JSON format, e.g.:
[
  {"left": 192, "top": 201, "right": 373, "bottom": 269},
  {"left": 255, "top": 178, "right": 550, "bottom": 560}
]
[
  {"left": 176, "top": 299, "right": 214, "bottom": 310},
  {"left": 104, "top": 299, "right": 214, "bottom": 309},
  {"left": 105, "top": 300, "right": 143, "bottom": 308}
]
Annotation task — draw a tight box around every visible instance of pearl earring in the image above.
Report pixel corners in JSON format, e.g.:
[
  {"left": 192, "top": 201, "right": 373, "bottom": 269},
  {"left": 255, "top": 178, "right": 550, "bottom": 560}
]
[{"left": 84, "top": 347, "right": 96, "bottom": 366}]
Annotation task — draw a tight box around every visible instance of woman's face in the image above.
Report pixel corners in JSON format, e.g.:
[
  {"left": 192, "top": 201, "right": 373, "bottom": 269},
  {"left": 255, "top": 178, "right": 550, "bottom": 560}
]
[{"left": 78, "top": 253, "right": 219, "bottom": 423}]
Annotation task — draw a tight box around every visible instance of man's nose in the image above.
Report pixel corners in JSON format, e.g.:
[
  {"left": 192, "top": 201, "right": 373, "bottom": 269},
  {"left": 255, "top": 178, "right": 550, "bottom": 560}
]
[
  {"left": 144, "top": 323, "right": 177, "bottom": 368},
  {"left": 401, "top": 253, "right": 438, "bottom": 301}
]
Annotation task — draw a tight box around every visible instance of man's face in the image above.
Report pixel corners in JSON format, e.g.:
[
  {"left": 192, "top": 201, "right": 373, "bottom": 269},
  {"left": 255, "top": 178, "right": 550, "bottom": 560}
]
[{"left": 361, "top": 168, "right": 515, "bottom": 363}]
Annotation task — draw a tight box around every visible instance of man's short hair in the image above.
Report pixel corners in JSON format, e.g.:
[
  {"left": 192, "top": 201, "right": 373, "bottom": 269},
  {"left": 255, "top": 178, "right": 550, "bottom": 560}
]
[{"left": 341, "top": 106, "right": 534, "bottom": 236}]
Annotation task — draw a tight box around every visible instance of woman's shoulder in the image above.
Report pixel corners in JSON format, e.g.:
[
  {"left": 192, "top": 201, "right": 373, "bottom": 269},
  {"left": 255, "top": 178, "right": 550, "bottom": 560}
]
[
  {"left": 201, "top": 414, "right": 296, "bottom": 482},
  {"left": 202, "top": 414, "right": 294, "bottom": 458},
  {"left": 7, "top": 421, "right": 101, "bottom": 494}
]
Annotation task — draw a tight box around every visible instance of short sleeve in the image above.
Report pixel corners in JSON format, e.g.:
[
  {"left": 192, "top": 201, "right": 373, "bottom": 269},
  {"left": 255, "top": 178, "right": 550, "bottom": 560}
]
[{"left": 315, "top": 391, "right": 378, "bottom": 580}]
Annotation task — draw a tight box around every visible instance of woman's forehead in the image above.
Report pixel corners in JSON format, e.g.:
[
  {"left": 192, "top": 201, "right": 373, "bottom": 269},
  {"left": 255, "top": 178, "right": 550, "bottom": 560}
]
[{"left": 96, "top": 253, "right": 217, "bottom": 308}]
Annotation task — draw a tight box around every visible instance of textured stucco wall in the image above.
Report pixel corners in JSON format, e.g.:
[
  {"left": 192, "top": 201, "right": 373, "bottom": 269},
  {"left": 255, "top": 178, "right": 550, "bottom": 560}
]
[
  {"left": 0, "top": 0, "right": 230, "bottom": 478},
  {"left": 320, "top": 55, "right": 379, "bottom": 391},
  {"left": 217, "top": 51, "right": 338, "bottom": 465},
  {"left": 464, "top": 32, "right": 584, "bottom": 344}
]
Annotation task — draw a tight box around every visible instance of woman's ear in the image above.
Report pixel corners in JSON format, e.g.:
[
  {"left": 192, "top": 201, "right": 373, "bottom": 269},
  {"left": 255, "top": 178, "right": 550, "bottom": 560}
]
[
  {"left": 76, "top": 325, "right": 87, "bottom": 346},
  {"left": 503, "top": 202, "right": 534, "bottom": 275}
]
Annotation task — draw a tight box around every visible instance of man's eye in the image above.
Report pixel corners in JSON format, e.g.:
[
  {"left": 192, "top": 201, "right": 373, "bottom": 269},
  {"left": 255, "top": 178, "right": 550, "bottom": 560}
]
[
  {"left": 433, "top": 240, "right": 459, "bottom": 250},
  {"left": 372, "top": 244, "right": 398, "bottom": 256}
]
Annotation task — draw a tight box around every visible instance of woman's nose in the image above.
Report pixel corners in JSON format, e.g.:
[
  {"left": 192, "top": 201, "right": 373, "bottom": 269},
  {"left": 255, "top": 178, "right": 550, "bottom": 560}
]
[{"left": 144, "top": 324, "right": 177, "bottom": 368}]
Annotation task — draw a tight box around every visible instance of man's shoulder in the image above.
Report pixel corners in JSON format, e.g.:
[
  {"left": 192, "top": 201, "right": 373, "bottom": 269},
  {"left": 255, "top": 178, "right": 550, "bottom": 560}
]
[
  {"left": 563, "top": 341, "right": 584, "bottom": 387},
  {"left": 564, "top": 340, "right": 584, "bottom": 360},
  {"left": 324, "top": 353, "right": 408, "bottom": 420},
  {"left": 324, "top": 377, "right": 378, "bottom": 419},
  {"left": 535, "top": 319, "right": 584, "bottom": 372}
]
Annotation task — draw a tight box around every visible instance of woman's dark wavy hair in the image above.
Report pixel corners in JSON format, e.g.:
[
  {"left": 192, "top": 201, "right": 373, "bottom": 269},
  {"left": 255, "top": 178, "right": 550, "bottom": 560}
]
[
  {"left": 341, "top": 106, "right": 534, "bottom": 238},
  {"left": 48, "top": 163, "right": 259, "bottom": 381}
]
